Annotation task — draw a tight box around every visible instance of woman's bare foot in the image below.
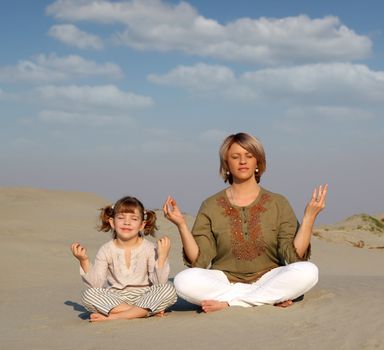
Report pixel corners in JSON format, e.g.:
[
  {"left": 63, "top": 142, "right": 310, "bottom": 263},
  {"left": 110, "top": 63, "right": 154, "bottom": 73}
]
[
  {"left": 274, "top": 300, "right": 293, "bottom": 308},
  {"left": 201, "top": 300, "right": 229, "bottom": 313}
]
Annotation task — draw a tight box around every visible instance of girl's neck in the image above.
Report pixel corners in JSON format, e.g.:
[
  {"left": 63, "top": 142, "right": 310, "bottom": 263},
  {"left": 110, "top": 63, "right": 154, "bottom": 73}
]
[{"left": 114, "top": 235, "right": 142, "bottom": 249}]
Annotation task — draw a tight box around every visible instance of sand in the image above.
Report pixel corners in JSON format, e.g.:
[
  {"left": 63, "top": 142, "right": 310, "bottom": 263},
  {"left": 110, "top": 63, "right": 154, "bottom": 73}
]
[{"left": 0, "top": 187, "right": 383, "bottom": 350}]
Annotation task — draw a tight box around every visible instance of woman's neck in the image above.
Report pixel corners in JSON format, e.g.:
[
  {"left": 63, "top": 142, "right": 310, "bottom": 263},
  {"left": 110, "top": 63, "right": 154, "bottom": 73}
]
[{"left": 228, "top": 179, "right": 261, "bottom": 207}]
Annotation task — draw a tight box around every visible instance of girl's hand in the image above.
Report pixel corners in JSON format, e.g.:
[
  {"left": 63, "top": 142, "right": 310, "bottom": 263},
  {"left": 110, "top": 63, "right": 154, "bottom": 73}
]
[
  {"left": 157, "top": 236, "right": 171, "bottom": 268},
  {"left": 157, "top": 236, "right": 171, "bottom": 260},
  {"left": 71, "top": 242, "right": 89, "bottom": 262},
  {"left": 162, "top": 196, "right": 186, "bottom": 227},
  {"left": 304, "top": 184, "right": 328, "bottom": 219}
]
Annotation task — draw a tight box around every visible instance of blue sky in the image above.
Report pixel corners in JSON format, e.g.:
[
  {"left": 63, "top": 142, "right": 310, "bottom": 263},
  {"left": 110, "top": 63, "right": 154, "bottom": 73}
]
[{"left": 1, "top": 0, "right": 383, "bottom": 224}]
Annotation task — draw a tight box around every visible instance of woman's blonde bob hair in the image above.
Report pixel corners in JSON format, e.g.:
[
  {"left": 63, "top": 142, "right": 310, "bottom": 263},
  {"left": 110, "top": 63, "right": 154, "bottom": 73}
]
[{"left": 219, "top": 132, "right": 266, "bottom": 184}]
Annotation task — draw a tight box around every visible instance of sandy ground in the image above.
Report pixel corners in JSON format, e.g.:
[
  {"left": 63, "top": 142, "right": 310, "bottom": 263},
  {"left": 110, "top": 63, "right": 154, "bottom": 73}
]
[{"left": 0, "top": 187, "right": 383, "bottom": 350}]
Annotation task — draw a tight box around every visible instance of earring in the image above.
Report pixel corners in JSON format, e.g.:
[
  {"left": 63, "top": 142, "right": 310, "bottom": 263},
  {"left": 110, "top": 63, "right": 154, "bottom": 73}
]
[
  {"left": 226, "top": 171, "right": 230, "bottom": 175},
  {"left": 255, "top": 168, "right": 259, "bottom": 174}
]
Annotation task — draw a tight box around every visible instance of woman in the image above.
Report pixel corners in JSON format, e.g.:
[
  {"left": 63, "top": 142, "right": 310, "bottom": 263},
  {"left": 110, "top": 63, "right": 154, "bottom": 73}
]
[{"left": 163, "top": 132, "right": 327, "bottom": 312}]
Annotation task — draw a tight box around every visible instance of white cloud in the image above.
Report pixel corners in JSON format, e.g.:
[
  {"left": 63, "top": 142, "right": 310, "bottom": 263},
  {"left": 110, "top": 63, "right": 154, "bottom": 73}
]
[
  {"left": 241, "top": 63, "right": 384, "bottom": 104},
  {"left": 136, "top": 127, "right": 197, "bottom": 155},
  {"left": 38, "top": 110, "right": 133, "bottom": 126},
  {"left": 140, "top": 139, "right": 196, "bottom": 155},
  {"left": 48, "top": 24, "right": 103, "bottom": 49},
  {"left": 148, "top": 63, "right": 235, "bottom": 91},
  {"left": 274, "top": 105, "right": 375, "bottom": 134},
  {"left": 286, "top": 106, "right": 375, "bottom": 121},
  {"left": 150, "top": 62, "right": 384, "bottom": 106},
  {"left": 36, "top": 84, "right": 153, "bottom": 110},
  {"left": 0, "top": 53, "right": 123, "bottom": 83},
  {"left": 46, "top": 0, "right": 371, "bottom": 65},
  {"left": 10, "top": 137, "right": 41, "bottom": 149},
  {"left": 199, "top": 129, "right": 228, "bottom": 144}
]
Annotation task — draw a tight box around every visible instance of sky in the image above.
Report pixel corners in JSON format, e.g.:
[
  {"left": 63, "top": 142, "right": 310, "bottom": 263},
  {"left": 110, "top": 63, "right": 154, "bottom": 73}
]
[{"left": 1, "top": 0, "right": 383, "bottom": 224}]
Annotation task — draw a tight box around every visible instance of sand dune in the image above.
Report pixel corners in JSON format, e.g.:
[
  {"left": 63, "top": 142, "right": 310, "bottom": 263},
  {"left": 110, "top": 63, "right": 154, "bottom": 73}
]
[
  {"left": 0, "top": 187, "right": 383, "bottom": 350},
  {"left": 314, "top": 213, "right": 384, "bottom": 249}
]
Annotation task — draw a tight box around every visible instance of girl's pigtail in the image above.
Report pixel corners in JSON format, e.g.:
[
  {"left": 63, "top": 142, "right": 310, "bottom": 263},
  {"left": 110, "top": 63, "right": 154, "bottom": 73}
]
[
  {"left": 98, "top": 205, "right": 114, "bottom": 232},
  {"left": 143, "top": 210, "right": 158, "bottom": 237}
]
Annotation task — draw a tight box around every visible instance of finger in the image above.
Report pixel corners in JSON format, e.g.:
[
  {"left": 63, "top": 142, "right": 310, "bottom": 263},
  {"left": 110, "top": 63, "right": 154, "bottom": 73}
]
[
  {"left": 163, "top": 204, "right": 171, "bottom": 217},
  {"left": 72, "top": 243, "right": 82, "bottom": 254},
  {"left": 316, "top": 184, "right": 327, "bottom": 205},
  {"left": 162, "top": 197, "right": 169, "bottom": 213},
  {"left": 311, "top": 188, "right": 317, "bottom": 202},
  {"left": 167, "top": 196, "right": 175, "bottom": 210},
  {"left": 162, "top": 237, "right": 170, "bottom": 246},
  {"left": 75, "top": 246, "right": 83, "bottom": 256},
  {"left": 321, "top": 183, "right": 328, "bottom": 200}
]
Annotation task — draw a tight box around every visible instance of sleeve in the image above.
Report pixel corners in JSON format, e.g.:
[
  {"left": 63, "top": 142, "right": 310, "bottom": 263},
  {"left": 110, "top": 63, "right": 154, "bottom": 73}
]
[
  {"left": 80, "top": 246, "right": 109, "bottom": 288},
  {"left": 184, "top": 201, "right": 217, "bottom": 268},
  {"left": 148, "top": 245, "right": 170, "bottom": 285},
  {"left": 276, "top": 196, "right": 311, "bottom": 264}
]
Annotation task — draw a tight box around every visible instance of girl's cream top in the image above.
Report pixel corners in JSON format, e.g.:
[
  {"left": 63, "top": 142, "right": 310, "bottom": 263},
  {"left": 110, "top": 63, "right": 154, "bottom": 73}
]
[{"left": 80, "top": 239, "right": 170, "bottom": 290}]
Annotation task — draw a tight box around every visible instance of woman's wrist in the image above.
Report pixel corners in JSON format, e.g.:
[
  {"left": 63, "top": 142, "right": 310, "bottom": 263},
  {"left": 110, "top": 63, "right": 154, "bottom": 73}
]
[
  {"left": 177, "top": 221, "right": 189, "bottom": 231},
  {"left": 302, "top": 212, "right": 317, "bottom": 225}
]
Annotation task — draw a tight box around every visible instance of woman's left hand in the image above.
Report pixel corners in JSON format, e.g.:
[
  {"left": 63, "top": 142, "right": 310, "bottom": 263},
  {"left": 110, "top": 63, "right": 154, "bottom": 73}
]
[{"left": 304, "top": 184, "right": 328, "bottom": 219}]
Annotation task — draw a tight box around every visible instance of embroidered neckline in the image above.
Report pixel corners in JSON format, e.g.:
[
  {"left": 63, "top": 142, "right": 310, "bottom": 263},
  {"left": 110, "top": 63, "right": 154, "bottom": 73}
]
[
  {"left": 224, "top": 187, "right": 262, "bottom": 209},
  {"left": 217, "top": 192, "right": 271, "bottom": 261}
]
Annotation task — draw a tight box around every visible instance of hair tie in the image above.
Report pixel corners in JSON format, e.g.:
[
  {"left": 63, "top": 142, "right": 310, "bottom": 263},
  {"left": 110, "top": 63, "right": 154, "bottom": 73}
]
[{"left": 144, "top": 210, "right": 148, "bottom": 220}]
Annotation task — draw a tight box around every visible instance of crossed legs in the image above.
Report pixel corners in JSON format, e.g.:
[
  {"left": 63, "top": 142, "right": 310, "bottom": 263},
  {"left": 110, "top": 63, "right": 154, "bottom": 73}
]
[{"left": 174, "top": 261, "right": 319, "bottom": 312}]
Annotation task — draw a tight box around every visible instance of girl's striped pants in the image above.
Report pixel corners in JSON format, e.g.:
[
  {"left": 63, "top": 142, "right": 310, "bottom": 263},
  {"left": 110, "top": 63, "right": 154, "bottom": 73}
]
[{"left": 81, "top": 283, "right": 177, "bottom": 316}]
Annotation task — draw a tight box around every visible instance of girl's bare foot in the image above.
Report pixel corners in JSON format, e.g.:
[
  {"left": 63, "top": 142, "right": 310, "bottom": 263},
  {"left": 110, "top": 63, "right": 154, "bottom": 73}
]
[
  {"left": 274, "top": 300, "right": 293, "bottom": 308},
  {"left": 90, "top": 313, "right": 109, "bottom": 322},
  {"left": 155, "top": 310, "right": 165, "bottom": 317},
  {"left": 201, "top": 300, "right": 229, "bottom": 313}
]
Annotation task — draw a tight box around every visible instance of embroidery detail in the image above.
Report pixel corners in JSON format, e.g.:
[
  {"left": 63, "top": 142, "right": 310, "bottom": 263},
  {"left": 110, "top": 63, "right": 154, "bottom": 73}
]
[{"left": 217, "top": 194, "right": 271, "bottom": 261}]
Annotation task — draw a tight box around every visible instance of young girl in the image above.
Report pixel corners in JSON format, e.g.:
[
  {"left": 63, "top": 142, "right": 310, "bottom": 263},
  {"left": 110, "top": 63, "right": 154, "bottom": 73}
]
[{"left": 71, "top": 196, "right": 177, "bottom": 322}]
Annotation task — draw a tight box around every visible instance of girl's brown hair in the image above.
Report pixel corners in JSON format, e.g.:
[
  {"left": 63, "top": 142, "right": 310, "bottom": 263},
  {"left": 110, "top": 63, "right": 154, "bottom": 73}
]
[
  {"left": 98, "top": 196, "right": 157, "bottom": 238},
  {"left": 219, "top": 132, "right": 266, "bottom": 184}
]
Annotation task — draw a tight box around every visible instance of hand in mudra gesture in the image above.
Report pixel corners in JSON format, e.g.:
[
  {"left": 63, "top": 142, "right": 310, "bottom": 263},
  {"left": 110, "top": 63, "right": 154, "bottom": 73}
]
[
  {"left": 71, "top": 242, "right": 88, "bottom": 262},
  {"left": 163, "top": 196, "right": 186, "bottom": 227},
  {"left": 305, "top": 184, "right": 328, "bottom": 219}
]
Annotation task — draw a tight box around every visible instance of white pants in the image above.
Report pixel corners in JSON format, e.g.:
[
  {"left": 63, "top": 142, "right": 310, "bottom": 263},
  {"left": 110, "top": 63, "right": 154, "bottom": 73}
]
[{"left": 174, "top": 261, "right": 318, "bottom": 307}]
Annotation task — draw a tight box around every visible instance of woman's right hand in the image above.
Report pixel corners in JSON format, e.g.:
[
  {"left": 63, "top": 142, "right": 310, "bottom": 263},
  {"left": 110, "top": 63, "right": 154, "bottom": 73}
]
[
  {"left": 162, "top": 196, "right": 186, "bottom": 227},
  {"left": 71, "top": 242, "right": 89, "bottom": 262}
]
